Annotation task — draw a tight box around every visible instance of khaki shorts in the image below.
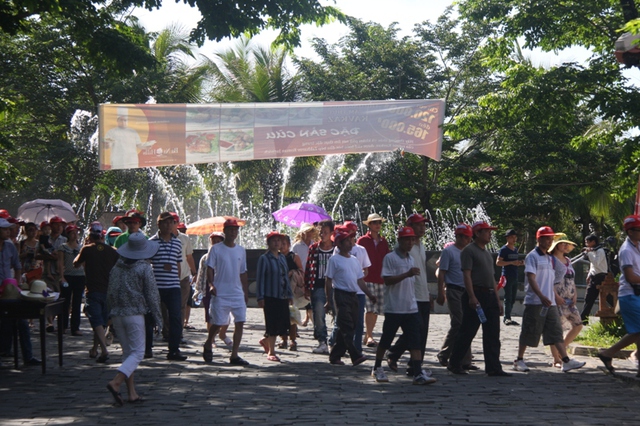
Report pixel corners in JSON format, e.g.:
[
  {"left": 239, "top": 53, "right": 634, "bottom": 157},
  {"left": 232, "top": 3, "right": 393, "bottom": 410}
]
[{"left": 519, "top": 304, "right": 564, "bottom": 347}]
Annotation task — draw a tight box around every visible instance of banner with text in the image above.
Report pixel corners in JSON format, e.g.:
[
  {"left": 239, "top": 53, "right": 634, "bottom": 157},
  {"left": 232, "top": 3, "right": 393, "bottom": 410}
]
[{"left": 98, "top": 100, "right": 444, "bottom": 170}]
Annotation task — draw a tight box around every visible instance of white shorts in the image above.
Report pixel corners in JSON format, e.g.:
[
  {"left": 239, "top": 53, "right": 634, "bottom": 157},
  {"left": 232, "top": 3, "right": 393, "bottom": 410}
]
[{"left": 208, "top": 296, "right": 246, "bottom": 326}]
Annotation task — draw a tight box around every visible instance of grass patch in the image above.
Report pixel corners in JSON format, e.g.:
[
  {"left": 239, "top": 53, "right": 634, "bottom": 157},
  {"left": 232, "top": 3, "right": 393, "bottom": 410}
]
[{"left": 575, "top": 319, "right": 637, "bottom": 349}]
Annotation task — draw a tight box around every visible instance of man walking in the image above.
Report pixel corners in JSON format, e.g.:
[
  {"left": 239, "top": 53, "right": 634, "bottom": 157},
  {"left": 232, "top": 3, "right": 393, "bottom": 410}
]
[
  {"left": 447, "top": 221, "right": 510, "bottom": 376},
  {"left": 386, "top": 213, "right": 432, "bottom": 376},
  {"left": 496, "top": 229, "right": 524, "bottom": 326},
  {"left": 202, "top": 219, "right": 250, "bottom": 366},
  {"left": 357, "top": 213, "right": 390, "bottom": 348},
  {"left": 436, "top": 223, "right": 473, "bottom": 368},
  {"left": 513, "top": 226, "right": 585, "bottom": 373},
  {"left": 149, "top": 212, "right": 186, "bottom": 361},
  {"left": 580, "top": 234, "right": 609, "bottom": 324},
  {"left": 371, "top": 227, "right": 436, "bottom": 385}
]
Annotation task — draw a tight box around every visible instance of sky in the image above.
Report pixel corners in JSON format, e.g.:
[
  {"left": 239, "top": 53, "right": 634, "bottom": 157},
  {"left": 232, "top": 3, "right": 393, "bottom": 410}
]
[{"left": 134, "top": 0, "right": 640, "bottom": 80}]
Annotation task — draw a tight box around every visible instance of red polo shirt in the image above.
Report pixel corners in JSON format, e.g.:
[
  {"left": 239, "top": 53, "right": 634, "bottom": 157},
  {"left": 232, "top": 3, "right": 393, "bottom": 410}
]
[{"left": 357, "top": 231, "right": 390, "bottom": 284}]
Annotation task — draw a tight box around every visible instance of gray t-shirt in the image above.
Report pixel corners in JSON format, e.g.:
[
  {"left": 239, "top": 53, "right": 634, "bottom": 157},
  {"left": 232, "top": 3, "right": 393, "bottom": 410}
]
[
  {"left": 460, "top": 242, "right": 495, "bottom": 288},
  {"left": 439, "top": 244, "right": 464, "bottom": 287}
]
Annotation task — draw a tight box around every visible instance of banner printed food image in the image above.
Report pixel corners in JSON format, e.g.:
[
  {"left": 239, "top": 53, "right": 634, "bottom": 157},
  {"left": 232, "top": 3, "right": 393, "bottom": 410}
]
[{"left": 99, "top": 100, "right": 444, "bottom": 170}]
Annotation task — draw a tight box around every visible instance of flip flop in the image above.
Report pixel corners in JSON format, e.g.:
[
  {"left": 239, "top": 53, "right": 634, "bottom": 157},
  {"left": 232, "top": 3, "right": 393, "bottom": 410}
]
[
  {"left": 223, "top": 337, "right": 233, "bottom": 346},
  {"left": 128, "top": 397, "right": 144, "bottom": 404},
  {"left": 97, "top": 354, "right": 109, "bottom": 363},
  {"left": 106, "top": 384, "right": 123, "bottom": 406},
  {"left": 266, "top": 355, "right": 281, "bottom": 362},
  {"left": 597, "top": 353, "right": 615, "bottom": 373},
  {"left": 89, "top": 348, "right": 98, "bottom": 359}
]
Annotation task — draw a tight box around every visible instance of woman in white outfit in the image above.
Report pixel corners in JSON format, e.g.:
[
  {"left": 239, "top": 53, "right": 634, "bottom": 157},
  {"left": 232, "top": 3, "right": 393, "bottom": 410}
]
[{"left": 106, "top": 232, "right": 161, "bottom": 406}]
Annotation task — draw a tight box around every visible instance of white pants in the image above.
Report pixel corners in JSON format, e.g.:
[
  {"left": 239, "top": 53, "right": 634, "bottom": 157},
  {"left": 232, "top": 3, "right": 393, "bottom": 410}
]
[{"left": 112, "top": 315, "right": 145, "bottom": 378}]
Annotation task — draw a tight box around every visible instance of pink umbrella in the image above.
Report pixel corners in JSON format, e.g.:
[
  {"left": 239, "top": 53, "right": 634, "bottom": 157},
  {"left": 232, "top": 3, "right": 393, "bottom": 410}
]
[{"left": 272, "top": 203, "right": 331, "bottom": 228}]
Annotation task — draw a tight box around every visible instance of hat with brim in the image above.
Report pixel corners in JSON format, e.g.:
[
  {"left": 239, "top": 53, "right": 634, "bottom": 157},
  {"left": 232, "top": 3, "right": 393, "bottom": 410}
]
[
  {"left": 0, "top": 218, "right": 12, "bottom": 228},
  {"left": 117, "top": 232, "right": 159, "bottom": 260},
  {"left": 549, "top": 233, "right": 577, "bottom": 253},
  {"left": 266, "top": 231, "right": 282, "bottom": 242},
  {"left": 20, "top": 280, "right": 59, "bottom": 302},
  {"left": 363, "top": 213, "right": 386, "bottom": 226},
  {"left": 471, "top": 221, "right": 498, "bottom": 235},
  {"left": 332, "top": 230, "right": 353, "bottom": 243},
  {"left": 209, "top": 231, "right": 225, "bottom": 240}
]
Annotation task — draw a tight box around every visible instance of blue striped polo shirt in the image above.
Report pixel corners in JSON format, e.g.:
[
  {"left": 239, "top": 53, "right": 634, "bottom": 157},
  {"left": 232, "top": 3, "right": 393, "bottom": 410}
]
[{"left": 149, "top": 233, "right": 182, "bottom": 289}]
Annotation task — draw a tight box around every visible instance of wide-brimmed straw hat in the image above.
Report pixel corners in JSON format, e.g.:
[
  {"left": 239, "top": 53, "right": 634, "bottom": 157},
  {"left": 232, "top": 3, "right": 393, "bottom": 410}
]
[
  {"left": 549, "top": 233, "right": 577, "bottom": 253},
  {"left": 298, "top": 223, "right": 318, "bottom": 235},
  {"left": 20, "top": 280, "right": 59, "bottom": 302},
  {"left": 363, "top": 213, "right": 386, "bottom": 226},
  {"left": 117, "top": 232, "right": 159, "bottom": 260}
]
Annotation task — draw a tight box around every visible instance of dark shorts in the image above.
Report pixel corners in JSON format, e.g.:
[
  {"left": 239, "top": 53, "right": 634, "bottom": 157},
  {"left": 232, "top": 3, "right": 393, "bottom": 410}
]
[
  {"left": 84, "top": 292, "right": 108, "bottom": 328},
  {"left": 263, "top": 297, "right": 290, "bottom": 337},
  {"left": 519, "top": 304, "right": 564, "bottom": 347},
  {"left": 379, "top": 312, "right": 421, "bottom": 350}
]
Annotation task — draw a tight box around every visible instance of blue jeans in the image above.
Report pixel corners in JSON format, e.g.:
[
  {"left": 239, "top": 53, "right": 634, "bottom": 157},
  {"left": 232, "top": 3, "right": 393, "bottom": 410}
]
[
  {"left": 503, "top": 275, "right": 518, "bottom": 320},
  {"left": 158, "top": 287, "right": 182, "bottom": 354},
  {"left": 311, "top": 287, "right": 328, "bottom": 344},
  {"left": 61, "top": 275, "right": 85, "bottom": 332}
]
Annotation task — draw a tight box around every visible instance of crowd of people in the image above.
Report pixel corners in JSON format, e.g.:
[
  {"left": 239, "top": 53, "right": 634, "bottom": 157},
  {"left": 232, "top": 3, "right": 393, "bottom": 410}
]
[{"left": 1, "top": 205, "right": 640, "bottom": 405}]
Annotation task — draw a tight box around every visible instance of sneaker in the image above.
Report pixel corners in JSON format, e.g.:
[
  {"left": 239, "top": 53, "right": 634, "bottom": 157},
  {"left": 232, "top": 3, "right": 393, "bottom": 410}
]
[
  {"left": 503, "top": 319, "right": 519, "bottom": 326},
  {"left": 372, "top": 366, "right": 389, "bottom": 382},
  {"left": 413, "top": 370, "right": 437, "bottom": 385},
  {"left": 312, "top": 342, "right": 329, "bottom": 354},
  {"left": 513, "top": 359, "right": 530, "bottom": 372},
  {"left": 562, "top": 358, "right": 586, "bottom": 372},
  {"left": 24, "top": 358, "right": 42, "bottom": 366}
]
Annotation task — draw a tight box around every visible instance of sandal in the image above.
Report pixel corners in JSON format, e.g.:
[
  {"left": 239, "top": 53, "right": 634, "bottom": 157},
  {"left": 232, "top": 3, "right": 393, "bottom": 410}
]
[
  {"left": 229, "top": 356, "right": 249, "bottom": 366},
  {"left": 277, "top": 340, "right": 287, "bottom": 349},
  {"left": 106, "top": 384, "right": 123, "bottom": 407},
  {"left": 289, "top": 341, "right": 297, "bottom": 351},
  {"left": 128, "top": 397, "right": 144, "bottom": 404},
  {"left": 366, "top": 338, "right": 378, "bottom": 348},
  {"left": 89, "top": 348, "right": 98, "bottom": 359},
  {"left": 202, "top": 345, "right": 213, "bottom": 363},
  {"left": 597, "top": 353, "right": 615, "bottom": 373},
  {"left": 97, "top": 354, "right": 109, "bottom": 363},
  {"left": 266, "top": 355, "right": 281, "bottom": 362}
]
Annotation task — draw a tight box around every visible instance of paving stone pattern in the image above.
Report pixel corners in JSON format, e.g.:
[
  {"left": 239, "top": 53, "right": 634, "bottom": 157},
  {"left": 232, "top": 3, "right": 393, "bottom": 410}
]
[{"left": 1, "top": 308, "right": 639, "bottom": 425}]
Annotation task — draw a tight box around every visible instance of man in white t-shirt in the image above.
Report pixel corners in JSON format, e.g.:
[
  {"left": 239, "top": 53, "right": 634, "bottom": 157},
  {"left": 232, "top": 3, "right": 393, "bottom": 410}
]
[
  {"left": 387, "top": 213, "right": 432, "bottom": 376},
  {"left": 597, "top": 215, "right": 640, "bottom": 375},
  {"left": 371, "top": 227, "right": 437, "bottom": 385},
  {"left": 326, "top": 227, "right": 377, "bottom": 366},
  {"left": 202, "top": 219, "right": 250, "bottom": 366},
  {"left": 513, "top": 226, "right": 585, "bottom": 373}
]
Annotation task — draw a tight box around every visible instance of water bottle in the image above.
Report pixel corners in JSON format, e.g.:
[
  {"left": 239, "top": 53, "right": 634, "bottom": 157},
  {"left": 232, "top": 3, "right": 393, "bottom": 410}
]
[
  {"left": 62, "top": 281, "right": 69, "bottom": 288},
  {"left": 476, "top": 304, "right": 487, "bottom": 323},
  {"left": 540, "top": 306, "right": 549, "bottom": 316},
  {"left": 194, "top": 292, "right": 203, "bottom": 307},
  {"left": 564, "top": 298, "right": 572, "bottom": 306}
]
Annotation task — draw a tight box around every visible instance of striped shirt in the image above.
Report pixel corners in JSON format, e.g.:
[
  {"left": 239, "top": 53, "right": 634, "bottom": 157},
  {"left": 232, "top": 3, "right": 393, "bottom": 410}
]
[
  {"left": 256, "top": 251, "right": 293, "bottom": 301},
  {"left": 149, "top": 233, "right": 182, "bottom": 289}
]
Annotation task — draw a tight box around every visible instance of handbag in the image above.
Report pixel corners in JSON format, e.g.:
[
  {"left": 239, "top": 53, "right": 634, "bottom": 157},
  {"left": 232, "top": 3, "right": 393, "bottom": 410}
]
[{"left": 289, "top": 269, "right": 305, "bottom": 299}]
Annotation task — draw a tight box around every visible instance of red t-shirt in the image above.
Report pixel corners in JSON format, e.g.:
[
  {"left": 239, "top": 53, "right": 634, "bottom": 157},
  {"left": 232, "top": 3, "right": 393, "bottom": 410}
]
[{"left": 357, "top": 232, "right": 390, "bottom": 284}]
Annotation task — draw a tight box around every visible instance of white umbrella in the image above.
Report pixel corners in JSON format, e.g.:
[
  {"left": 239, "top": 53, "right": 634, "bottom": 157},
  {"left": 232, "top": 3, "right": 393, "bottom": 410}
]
[{"left": 17, "top": 199, "right": 78, "bottom": 223}]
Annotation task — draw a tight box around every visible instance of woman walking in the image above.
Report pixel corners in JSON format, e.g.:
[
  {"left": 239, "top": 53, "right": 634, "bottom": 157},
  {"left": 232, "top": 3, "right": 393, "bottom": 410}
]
[
  {"left": 57, "top": 225, "right": 86, "bottom": 336},
  {"left": 256, "top": 232, "right": 293, "bottom": 362},
  {"left": 549, "top": 233, "right": 583, "bottom": 367},
  {"left": 279, "top": 234, "right": 305, "bottom": 351},
  {"left": 106, "top": 232, "right": 161, "bottom": 406}
]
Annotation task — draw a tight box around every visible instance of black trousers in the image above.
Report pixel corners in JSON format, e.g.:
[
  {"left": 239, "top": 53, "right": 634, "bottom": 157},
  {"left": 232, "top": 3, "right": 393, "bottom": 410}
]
[
  {"left": 329, "top": 288, "right": 361, "bottom": 363},
  {"left": 449, "top": 289, "right": 503, "bottom": 374},
  {"left": 387, "top": 301, "right": 430, "bottom": 363},
  {"left": 580, "top": 273, "right": 607, "bottom": 322}
]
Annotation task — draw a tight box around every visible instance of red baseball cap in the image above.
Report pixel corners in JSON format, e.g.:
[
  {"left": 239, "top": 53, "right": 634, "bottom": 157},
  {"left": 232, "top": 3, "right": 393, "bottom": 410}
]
[
  {"left": 223, "top": 218, "right": 239, "bottom": 228},
  {"left": 471, "top": 221, "right": 497, "bottom": 234},
  {"left": 112, "top": 215, "right": 125, "bottom": 225},
  {"left": 342, "top": 221, "right": 358, "bottom": 233},
  {"left": 406, "top": 213, "right": 428, "bottom": 225},
  {"left": 49, "top": 216, "right": 66, "bottom": 224},
  {"left": 536, "top": 226, "right": 555, "bottom": 239},
  {"left": 623, "top": 215, "right": 640, "bottom": 231},
  {"left": 0, "top": 209, "right": 9, "bottom": 219},
  {"left": 65, "top": 224, "right": 79, "bottom": 234},
  {"left": 332, "top": 229, "right": 353, "bottom": 243},
  {"left": 455, "top": 223, "right": 473, "bottom": 237},
  {"left": 170, "top": 212, "right": 180, "bottom": 223},
  {"left": 397, "top": 226, "right": 416, "bottom": 238},
  {"left": 266, "top": 231, "right": 282, "bottom": 241},
  {"left": 177, "top": 222, "right": 186, "bottom": 230},
  {"left": 40, "top": 221, "right": 50, "bottom": 229}
]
